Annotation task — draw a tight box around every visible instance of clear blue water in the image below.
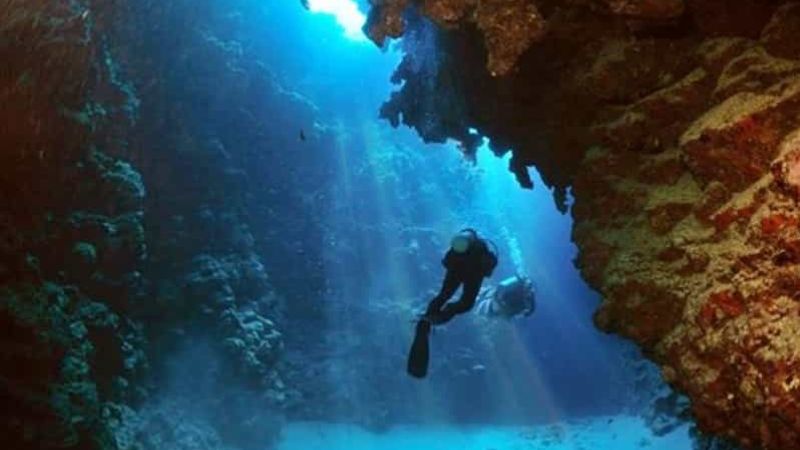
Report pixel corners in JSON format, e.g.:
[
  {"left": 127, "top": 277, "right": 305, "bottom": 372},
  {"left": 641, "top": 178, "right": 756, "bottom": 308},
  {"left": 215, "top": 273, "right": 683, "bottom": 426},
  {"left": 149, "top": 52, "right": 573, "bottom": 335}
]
[{"left": 256, "top": 1, "right": 693, "bottom": 447}]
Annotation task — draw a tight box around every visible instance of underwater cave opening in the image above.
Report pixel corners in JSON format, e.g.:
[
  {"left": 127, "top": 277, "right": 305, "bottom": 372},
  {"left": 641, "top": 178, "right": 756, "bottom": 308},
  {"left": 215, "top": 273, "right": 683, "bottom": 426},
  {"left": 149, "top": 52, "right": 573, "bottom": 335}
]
[
  {"left": 263, "top": 2, "right": 694, "bottom": 449},
  {"left": 14, "top": 0, "right": 796, "bottom": 448},
  {"left": 305, "top": 0, "right": 368, "bottom": 42},
  {"left": 0, "top": 0, "right": 702, "bottom": 449}
]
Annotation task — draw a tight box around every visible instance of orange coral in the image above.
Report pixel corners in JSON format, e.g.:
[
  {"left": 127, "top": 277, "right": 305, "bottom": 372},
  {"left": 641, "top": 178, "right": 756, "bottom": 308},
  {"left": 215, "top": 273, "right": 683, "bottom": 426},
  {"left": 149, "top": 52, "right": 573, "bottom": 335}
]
[
  {"left": 711, "top": 205, "right": 757, "bottom": 232},
  {"left": 760, "top": 213, "right": 798, "bottom": 235},
  {"left": 698, "top": 290, "right": 745, "bottom": 328}
]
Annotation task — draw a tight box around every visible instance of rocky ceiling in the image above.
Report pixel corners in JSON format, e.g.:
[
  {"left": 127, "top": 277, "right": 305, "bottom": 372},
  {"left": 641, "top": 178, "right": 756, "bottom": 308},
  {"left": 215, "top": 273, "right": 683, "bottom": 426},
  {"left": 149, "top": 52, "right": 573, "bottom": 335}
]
[{"left": 364, "top": 1, "right": 800, "bottom": 448}]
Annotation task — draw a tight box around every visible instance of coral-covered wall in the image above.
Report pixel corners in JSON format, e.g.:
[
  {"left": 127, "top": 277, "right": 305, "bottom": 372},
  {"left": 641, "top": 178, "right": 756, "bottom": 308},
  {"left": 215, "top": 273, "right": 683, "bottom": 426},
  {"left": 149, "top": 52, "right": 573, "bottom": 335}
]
[
  {"left": 366, "top": 1, "right": 800, "bottom": 448},
  {"left": 1, "top": 1, "right": 335, "bottom": 449},
  {"left": 95, "top": 1, "right": 339, "bottom": 447},
  {"left": 1, "top": 2, "right": 148, "bottom": 448}
]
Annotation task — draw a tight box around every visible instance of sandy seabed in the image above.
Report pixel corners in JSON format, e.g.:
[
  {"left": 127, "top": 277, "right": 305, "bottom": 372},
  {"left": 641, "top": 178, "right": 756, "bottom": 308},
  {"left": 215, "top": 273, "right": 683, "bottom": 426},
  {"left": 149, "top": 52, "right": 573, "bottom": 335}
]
[{"left": 277, "top": 415, "right": 692, "bottom": 450}]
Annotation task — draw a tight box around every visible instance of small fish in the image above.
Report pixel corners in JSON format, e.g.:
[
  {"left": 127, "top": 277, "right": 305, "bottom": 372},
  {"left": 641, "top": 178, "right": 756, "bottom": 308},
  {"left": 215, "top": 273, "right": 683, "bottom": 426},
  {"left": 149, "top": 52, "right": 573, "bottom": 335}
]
[
  {"left": 300, "top": 0, "right": 310, "bottom": 10},
  {"left": 299, "top": 130, "right": 306, "bottom": 141}
]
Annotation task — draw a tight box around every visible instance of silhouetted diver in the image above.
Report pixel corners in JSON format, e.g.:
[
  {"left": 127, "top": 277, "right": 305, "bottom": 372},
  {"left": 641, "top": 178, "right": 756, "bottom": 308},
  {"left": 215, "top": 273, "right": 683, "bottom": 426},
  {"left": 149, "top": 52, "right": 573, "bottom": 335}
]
[{"left": 407, "top": 228, "right": 498, "bottom": 378}]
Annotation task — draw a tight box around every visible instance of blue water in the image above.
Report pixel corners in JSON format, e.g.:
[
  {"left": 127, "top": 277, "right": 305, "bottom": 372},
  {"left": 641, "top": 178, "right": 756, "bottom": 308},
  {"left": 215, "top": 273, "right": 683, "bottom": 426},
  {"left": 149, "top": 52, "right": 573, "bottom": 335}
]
[{"left": 256, "top": 1, "right": 691, "bottom": 447}]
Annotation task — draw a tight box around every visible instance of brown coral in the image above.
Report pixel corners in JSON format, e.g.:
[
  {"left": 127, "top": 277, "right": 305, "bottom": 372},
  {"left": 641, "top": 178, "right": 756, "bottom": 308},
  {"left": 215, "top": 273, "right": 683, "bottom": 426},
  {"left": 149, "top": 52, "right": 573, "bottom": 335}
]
[
  {"left": 366, "top": 0, "right": 545, "bottom": 76},
  {"left": 370, "top": 0, "right": 800, "bottom": 447},
  {"left": 605, "top": 0, "right": 685, "bottom": 19}
]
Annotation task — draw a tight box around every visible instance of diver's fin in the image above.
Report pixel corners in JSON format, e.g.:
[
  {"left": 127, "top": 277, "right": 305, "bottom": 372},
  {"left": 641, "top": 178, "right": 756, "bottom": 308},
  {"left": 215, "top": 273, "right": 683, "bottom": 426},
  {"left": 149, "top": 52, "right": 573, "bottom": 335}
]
[{"left": 407, "top": 319, "right": 431, "bottom": 378}]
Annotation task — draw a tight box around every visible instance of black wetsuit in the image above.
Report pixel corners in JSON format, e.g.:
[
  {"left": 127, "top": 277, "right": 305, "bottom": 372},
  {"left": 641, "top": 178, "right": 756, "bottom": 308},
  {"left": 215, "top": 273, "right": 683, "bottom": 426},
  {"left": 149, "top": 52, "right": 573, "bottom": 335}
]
[
  {"left": 424, "top": 239, "right": 493, "bottom": 324},
  {"left": 408, "top": 233, "right": 497, "bottom": 378}
]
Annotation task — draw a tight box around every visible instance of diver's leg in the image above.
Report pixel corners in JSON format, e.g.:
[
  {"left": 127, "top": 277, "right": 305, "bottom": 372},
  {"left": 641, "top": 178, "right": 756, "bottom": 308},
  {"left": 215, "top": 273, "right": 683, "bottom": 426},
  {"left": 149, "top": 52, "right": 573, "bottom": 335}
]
[
  {"left": 410, "top": 271, "right": 461, "bottom": 377},
  {"left": 407, "top": 318, "right": 431, "bottom": 378},
  {"left": 425, "top": 270, "right": 461, "bottom": 316},
  {"left": 435, "top": 274, "right": 483, "bottom": 324}
]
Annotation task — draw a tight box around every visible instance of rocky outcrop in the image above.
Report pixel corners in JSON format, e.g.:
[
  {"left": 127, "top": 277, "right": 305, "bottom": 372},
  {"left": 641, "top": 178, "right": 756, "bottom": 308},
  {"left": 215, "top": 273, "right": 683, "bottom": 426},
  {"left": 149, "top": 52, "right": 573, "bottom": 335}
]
[
  {"left": 575, "top": 24, "right": 800, "bottom": 450},
  {"left": 0, "top": 282, "right": 147, "bottom": 449},
  {"left": 95, "top": 0, "right": 341, "bottom": 446},
  {"left": 0, "top": 2, "right": 149, "bottom": 448},
  {"left": 2, "top": 1, "right": 335, "bottom": 449},
  {"left": 367, "top": 1, "right": 800, "bottom": 448},
  {"left": 94, "top": 3, "right": 303, "bottom": 447}
]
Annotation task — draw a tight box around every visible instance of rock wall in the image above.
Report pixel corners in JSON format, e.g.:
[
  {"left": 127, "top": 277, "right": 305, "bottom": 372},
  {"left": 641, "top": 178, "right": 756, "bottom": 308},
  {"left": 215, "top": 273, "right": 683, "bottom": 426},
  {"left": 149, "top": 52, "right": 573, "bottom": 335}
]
[
  {"left": 95, "top": 1, "right": 337, "bottom": 447},
  {"left": 1, "top": 1, "right": 334, "bottom": 449},
  {"left": 366, "top": 1, "right": 800, "bottom": 448},
  {"left": 0, "top": 1, "right": 148, "bottom": 448}
]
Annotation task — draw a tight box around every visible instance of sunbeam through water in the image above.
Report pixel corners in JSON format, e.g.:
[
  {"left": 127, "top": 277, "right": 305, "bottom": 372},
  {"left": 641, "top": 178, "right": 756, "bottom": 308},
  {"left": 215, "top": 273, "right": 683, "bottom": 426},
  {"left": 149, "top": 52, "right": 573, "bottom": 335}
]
[{"left": 306, "top": 0, "right": 368, "bottom": 41}]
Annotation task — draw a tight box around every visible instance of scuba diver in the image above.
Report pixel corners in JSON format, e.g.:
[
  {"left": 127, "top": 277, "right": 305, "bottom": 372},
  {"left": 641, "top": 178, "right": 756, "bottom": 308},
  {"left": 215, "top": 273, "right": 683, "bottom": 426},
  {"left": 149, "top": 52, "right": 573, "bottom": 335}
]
[
  {"left": 474, "top": 274, "right": 536, "bottom": 320},
  {"left": 407, "top": 228, "right": 498, "bottom": 378}
]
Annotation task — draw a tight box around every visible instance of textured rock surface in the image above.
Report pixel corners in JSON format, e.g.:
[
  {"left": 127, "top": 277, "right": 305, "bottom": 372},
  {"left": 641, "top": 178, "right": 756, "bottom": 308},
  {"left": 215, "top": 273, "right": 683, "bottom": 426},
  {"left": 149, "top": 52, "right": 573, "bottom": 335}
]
[
  {"left": 1, "top": 1, "right": 333, "bottom": 449},
  {"left": 368, "top": 1, "right": 800, "bottom": 448},
  {"left": 95, "top": 2, "right": 329, "bottom": 447},
  {"left": 368, "top": 0, "right": 547, "bottom": 77},
  {"left": 0, "top": 2, "right": 150, "bottom": 449}
]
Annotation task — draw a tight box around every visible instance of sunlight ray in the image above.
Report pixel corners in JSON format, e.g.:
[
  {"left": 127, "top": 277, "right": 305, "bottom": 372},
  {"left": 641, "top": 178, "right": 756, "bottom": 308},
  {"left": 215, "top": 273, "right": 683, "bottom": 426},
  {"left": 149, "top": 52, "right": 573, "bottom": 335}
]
[{"left": 307, "top": 0, "right": 367, "bottom": 41}]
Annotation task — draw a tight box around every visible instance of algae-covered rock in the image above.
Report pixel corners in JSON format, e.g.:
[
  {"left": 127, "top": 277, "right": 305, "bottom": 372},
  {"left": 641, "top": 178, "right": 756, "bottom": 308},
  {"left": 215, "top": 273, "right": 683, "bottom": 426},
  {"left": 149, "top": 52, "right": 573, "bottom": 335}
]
[
  {"left": 183, "top": 253, "right": 273, "bottom": 314},
  {"left": 0, "top": 11, "right": 149, "bottom": 441},
  {"left": 103, "top": 402, "right": 237, "bottom": 450},
  {"left": 365, "top": 0, "right": 800, "bottom": 447},
  {"left": 74, "top": 241, "right": 99, "bottom": 266},
  {"left": 0, "top": 282, "right": 146, "bottom": 450},
  {"left": 366, "top": 0, "right": 545, "bottom": 76},
  {"left": 79, "top": 151, "right": 147, "bottom": 215},
  {"left": 2, "top": 1, "right": 301, "bottom": 449},
  {"left": 219, "top": 308, "right": 284, "bottom": 390},
  {"left": 761, "top": 2, "right": 800, "bottom": 59},
  {"left": 575, "top": 39, "right": 800, "bottom": 450}
]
